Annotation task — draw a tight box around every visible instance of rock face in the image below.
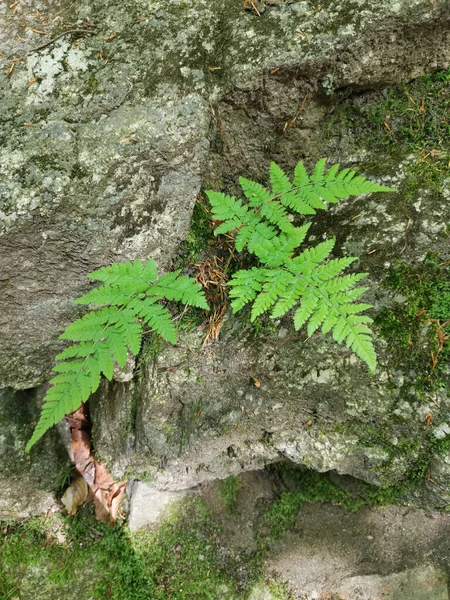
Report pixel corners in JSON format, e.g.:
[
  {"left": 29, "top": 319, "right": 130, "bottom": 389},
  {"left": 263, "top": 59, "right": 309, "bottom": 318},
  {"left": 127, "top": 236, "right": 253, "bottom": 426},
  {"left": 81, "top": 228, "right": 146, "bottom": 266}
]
[
  {"left": 1, "top": 0, "right": 450, "bottom": 389},
  {"left": 336, "top": 567, "right": 449, "bottom": 600},
  {"left": 1, "top": 0, "right": 450, "bottom": 514},
  {"left": 267, "top": 499, "right": 450, "bottom": 599},
  {"left": 0, "top": 387, "right": 68, "bottom": 518}
]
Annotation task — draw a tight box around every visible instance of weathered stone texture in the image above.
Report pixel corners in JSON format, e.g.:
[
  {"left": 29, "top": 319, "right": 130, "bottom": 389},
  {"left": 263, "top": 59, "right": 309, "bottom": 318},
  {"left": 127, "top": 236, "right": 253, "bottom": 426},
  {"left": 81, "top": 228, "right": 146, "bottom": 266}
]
[{"left": 1, "top": 0, "right": 450, "bottom": 514}]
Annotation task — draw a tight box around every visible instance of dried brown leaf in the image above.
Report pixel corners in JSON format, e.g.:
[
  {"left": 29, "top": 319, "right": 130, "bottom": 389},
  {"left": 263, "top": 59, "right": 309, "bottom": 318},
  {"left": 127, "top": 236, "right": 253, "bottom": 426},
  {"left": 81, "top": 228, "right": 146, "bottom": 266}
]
[
  {"left": 109, "top": 482, "right": 127, "bottom": 523},
  {"left": 26, "top": 77, "right": 39, "bottom": 88},
  {"left": 94, "top": 489, "right": 111, "bottom": 523},
  {"left": 61, "top": 477, "right": 88, "bottom": 515},
  {"left": 251, "top": 376, "right": 261, "bottom": 388},
  {"left": 72, "top": 429, "right": 92, "bottom": 470}
]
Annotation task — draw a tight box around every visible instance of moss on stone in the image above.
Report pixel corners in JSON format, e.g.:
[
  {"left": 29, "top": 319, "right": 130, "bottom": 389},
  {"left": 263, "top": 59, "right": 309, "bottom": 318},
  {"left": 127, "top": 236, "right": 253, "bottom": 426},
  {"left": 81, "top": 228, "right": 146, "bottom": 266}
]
[
  {"left": 219, "top": 475, "right": 243, "bottom": 513},
  {"left": 374, "top": 252, "right": 450, "bottom": 382},
  {"left": 174, "top": 198, "right": 214, "bottom": 269},
  {"left": 0, "top": 499, "right": 263, "bottom": 600}
]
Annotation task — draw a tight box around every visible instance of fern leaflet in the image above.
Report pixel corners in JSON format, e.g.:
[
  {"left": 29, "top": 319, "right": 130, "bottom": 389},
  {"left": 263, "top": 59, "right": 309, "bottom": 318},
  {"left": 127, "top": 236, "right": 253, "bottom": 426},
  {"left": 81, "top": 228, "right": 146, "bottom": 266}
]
[{"left": 26, "top": 259, "right": 208, "bottom": 452}]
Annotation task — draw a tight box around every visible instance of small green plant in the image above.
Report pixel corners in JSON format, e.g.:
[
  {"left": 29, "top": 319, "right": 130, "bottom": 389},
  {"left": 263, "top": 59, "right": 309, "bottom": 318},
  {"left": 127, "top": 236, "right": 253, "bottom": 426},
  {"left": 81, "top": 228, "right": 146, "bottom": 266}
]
[
  {"left": 26, "top": 260, "right": 208, "bottom": 452},
  {"left": 206, "top": 159, "right": 396, "bottom": 373}
]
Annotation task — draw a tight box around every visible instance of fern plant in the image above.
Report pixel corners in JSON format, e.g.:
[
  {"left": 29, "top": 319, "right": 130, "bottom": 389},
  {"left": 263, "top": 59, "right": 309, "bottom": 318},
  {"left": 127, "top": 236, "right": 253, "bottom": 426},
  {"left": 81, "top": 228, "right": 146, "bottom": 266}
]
[
  {"left": 206, "top": 159, "right": 396, "bottom": 373},
  {"left": 26, "top": 260, "right": 208, "bottom": 452}
]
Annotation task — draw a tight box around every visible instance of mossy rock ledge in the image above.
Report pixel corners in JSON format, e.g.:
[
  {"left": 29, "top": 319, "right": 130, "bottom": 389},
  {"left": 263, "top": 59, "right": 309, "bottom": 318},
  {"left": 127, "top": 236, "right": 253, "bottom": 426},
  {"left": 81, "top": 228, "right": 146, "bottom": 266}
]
[{"left": 1, "top": 0, "right": 450, "bottom": 515}]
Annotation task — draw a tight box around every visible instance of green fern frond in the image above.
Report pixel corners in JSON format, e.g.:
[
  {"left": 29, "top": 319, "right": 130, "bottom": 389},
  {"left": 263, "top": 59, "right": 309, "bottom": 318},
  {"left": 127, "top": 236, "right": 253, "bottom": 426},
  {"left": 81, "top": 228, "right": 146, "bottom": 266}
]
[
  {"left": 259, "top": 200, "right": 293, "bottom": 232},
  {"left": 129, "top": 298, "right": 177, "bottom": 344},
  {"left": 205, "top": 158, "right": 394, "bottom": 372},
  {"left": 250, "top": 270, "right": 294, "bottom": 320},
  {"left": 293, "top": 289, "right": 320, "bottom": 330},
  {"left": 87, "top": 259, "right": 158, "bottom": 285},
  {"left": 246, "top": 221, "right": 279, "bottom": 257},
  {"left": 288, "top": 239, "right": 336, "bottom": 275},
  {"left": 257, "top": 225, "right": 311, "bottom": 268},
  {"left": 74, "top": 281, "right": 147, "bottom": 306},
  {"left": 205, "top": 191, "right": 249, "bottom": 234},
  {"left": 25, "top": 364, "right": 101, "bottom": 453},
  {"left": 26, "top": 259, "right": 208, "bottom": 453}
]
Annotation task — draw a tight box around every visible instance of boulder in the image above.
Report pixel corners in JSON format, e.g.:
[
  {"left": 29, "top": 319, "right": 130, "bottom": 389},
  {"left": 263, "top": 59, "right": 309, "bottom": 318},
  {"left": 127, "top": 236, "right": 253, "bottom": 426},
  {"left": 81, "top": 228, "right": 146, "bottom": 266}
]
[{"left": 2, "top": 0, "right": 450, "bottom": 514}]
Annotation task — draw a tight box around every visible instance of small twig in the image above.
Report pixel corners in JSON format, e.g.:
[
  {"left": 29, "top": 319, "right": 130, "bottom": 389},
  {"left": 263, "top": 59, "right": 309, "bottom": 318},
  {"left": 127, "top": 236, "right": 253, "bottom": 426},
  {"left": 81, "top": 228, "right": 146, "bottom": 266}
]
[{"left": 24, "top": 28, "right": 97, "bottom": 56}]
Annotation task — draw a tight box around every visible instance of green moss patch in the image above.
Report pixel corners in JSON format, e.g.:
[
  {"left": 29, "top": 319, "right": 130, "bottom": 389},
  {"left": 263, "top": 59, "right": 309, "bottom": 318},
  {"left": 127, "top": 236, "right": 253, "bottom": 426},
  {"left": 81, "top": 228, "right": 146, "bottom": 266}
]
[
  {"left": 0, "top": 499, "right": 261, "bottom": 600},
  {"left": 219, "top": 475, "right": 243, "bottom": 514},
  {"left": 328, "top": 68, "right": 450, "bottom": 173},
  {"left": 374, "top": 252, "right": 450, "bottom": 383}
]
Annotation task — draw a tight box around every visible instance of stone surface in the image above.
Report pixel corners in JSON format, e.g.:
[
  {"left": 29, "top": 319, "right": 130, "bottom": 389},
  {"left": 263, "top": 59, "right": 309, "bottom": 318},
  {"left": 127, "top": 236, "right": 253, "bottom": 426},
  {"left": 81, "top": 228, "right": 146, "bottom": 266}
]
[
  {"left": 268, "top": 502, "right": 450, "bottom": 598},
  {"left": 2, "top": 0, "right": 450, "bottom": 516},
  {"left": 93, "top": 152, "right": 450, "bottom": 496},
  {"left": 126, "top": 469, "right": 450, "bottom": 599},
  {"left": 0, "top": 387, "right": 68, "bottom": 518},
  {"left": 336, "top": 567, "right": 449, "bottom": 600},
  {"left": 1, "top": 0, "right": 450, "bottom": 389},
  {"left": 127, "top": 479, "right": 187, "bottom": 532}
]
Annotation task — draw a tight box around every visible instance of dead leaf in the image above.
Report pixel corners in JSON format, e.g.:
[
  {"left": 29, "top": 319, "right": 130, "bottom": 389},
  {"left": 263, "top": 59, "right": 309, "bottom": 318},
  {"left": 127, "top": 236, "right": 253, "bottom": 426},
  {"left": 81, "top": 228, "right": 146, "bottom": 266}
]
[
  {"left": 283, "top": 94, "right": 308, "bottom": 133},
  {"left": 119, "top": 136, "right": 139, "bottom": 143},
  {"left": 424, "top": 413, "right": 433, "bottom": 429},
  {"left": 431, "top": 351, "right": 438, "bottom": 371},
  {"left": 94, "top": 489, "right": 111, "bottom": 523},
  {"left": 66, "top": 406, "right": 88, "bottom": 429},
  {"left": 92, "top": 461, "right": 126, "bottom": 524},
  {"left": 61, "top": 477, "right": 88, "bottom": 515},
  {"left": 110, "top": 483, "right": 127, "bottom": 522},
  {"left": 243, "top": 0, "right": 261, "bottom": 15},
  {"left": 427, "top": 471, "right": 436, "bottom": 484},
  {"left": 419, "top": 99, "right": 425, "bottom": 115},
  {"left": 136, "top": 17, "right": 148, "bottom": 23},
  {"left": 192, "top": 407, "right": 203, "bottom": 423},
  {"left": 72, "top": 428, "right": 92, "bottom": 470},
  {"left": 26, "top": 77, "right": 39, "bottom": 88},
  {"left": 251, "top": 376, "right": 261, "bottom": 388},
  {"left": 65, "top": 404, "right": 126, "bottom": 524},
  {"left": 105, "top": 33, "right": 117, "bottom": 41},
  {"left": 29, "top": 27, "right": 47, "bottom": 35}
]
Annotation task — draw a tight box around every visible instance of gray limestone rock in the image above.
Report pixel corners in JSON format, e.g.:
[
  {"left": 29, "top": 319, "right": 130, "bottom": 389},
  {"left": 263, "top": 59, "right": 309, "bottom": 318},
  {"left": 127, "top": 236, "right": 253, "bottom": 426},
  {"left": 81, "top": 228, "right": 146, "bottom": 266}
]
[
  {"left": 336, "top": 567, "right": 449, "bottom": 600},
  {"left": 0, "top": 387, "right": 68, "bottom": 518},
  {"left": 2, "top": 0, "right": 450, "bottom": 515},
  {"left": 127, "top": 479, "right": 188, "bottom": 532},
  {"left": 92, "top": 157, "right": 450, "bottom": 502},
  {"left": 1, "top": 0, "right": 450, "bottom": 389}
]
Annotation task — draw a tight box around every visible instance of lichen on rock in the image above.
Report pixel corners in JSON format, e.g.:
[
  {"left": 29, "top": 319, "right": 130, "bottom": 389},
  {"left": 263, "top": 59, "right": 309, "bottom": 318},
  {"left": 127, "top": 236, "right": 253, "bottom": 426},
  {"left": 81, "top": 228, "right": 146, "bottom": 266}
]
[{"left": 1, "top": 0, "right": 450, "bottom": 517}]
